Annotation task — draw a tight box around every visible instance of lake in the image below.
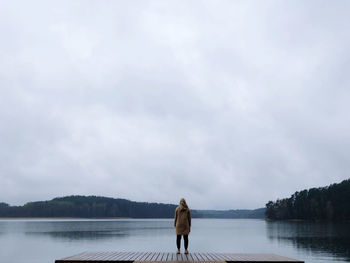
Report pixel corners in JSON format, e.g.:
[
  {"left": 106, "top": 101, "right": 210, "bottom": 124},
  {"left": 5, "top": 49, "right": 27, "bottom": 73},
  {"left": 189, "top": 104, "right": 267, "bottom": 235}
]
[{"left": 0, "top": 218, "right": 349, "bottom": 263}]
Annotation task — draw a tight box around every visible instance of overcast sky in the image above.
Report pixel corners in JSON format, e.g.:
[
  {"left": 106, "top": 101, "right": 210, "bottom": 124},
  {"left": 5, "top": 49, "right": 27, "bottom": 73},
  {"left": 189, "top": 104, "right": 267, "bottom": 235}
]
[{"left": 1, "top": 1, "right": 350, "bottom": 209}]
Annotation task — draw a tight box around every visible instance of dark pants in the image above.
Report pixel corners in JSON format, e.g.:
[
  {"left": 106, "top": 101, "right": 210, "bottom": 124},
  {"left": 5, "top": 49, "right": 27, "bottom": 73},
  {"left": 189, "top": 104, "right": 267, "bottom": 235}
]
[{"left": 176, "top": 235, "right": 188, "bottom": 249}]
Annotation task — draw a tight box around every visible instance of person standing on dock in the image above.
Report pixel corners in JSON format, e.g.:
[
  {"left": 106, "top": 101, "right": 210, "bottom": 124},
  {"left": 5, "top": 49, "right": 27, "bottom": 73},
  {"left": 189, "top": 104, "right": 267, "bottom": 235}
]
[{"left": 174, "top": 198, "right": 191, "bottom": 254}]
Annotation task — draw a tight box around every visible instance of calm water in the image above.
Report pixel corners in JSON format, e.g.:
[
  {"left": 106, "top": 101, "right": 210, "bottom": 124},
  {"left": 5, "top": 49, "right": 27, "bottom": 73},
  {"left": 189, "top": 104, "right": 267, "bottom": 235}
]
[{"left": 0, "top": 218, "right": 349, "bottom": 263}]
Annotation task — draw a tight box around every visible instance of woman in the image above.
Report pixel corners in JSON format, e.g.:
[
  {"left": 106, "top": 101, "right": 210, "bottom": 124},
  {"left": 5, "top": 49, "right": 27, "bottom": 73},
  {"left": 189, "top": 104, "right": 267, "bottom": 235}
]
[{"left": 174, "top": 198, "right": 191, "bottom": 254}]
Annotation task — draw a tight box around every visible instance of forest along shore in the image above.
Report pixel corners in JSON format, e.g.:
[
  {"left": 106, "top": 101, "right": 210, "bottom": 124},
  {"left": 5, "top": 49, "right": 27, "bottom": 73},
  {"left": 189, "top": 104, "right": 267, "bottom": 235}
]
[
  {"left": 0, "top": 196, "right": 265, "bottom": 219},
  {"left": 266, "top": 178, "right": 350, "bottom": 221}
]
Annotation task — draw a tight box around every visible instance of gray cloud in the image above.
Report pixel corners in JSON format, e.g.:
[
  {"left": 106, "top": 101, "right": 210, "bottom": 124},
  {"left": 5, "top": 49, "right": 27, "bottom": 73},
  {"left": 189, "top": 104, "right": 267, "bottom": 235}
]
[{"left": 1, "top": 0, "right": 350, "bottom": 209}]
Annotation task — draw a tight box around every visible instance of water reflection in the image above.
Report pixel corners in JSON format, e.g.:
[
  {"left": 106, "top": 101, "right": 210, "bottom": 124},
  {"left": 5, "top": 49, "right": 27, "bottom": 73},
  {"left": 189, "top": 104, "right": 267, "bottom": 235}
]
[
  {"left": 17, "top": 219, "right": 174, "bottom": 241},
  {"left": 266, "top": 221, "right": 350, "bottom": 261},
  {"left": 2, "top": 219, "right": 350, "bottom": 263},
  {"left": 25, "top": 230, "right": 127, "bottom": 240}
]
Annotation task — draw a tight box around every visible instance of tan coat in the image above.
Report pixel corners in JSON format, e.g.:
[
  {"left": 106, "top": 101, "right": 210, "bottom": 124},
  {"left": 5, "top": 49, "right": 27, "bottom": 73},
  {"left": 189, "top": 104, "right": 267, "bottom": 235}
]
[{"left": 174, "top": 204, "right": 191, "bottom": 235}]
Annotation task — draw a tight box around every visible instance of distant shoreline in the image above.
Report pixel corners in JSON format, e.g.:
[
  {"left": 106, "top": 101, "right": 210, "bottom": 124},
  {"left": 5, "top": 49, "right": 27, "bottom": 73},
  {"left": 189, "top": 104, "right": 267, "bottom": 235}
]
[
  {"left": 0, "top": 217, "right": 133, "bottom": 219},
  {"left": 0, "top": 217, "right": 265, "bottom": 220},
  {"left": 265, "top": 218, "right": 350, "bottom": 223},
  {"left": 0, "top": 195, "right": 265, "bottom": 219},
  {"left": 265, "top": 218, "right": 306, "bottom": 222}
]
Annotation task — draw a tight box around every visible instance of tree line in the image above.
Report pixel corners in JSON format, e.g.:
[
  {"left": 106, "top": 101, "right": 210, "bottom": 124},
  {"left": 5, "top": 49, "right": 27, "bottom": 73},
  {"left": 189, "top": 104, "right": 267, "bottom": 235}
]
[
  {"left": 0, "top": 196, "right": 177, "bottom": 218},
  {"left": 0, "top": 195, "right": 265, "bottom": 218},
  {"left": 265, "top": 178, "right": 350, "bottom": 220}
]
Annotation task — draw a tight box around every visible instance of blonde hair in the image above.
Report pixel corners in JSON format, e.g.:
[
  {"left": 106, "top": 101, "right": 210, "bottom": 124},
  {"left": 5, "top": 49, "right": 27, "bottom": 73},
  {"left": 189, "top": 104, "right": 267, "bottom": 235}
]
[{"left": 180, "top": 198, "right": 188, "bottom": 207}]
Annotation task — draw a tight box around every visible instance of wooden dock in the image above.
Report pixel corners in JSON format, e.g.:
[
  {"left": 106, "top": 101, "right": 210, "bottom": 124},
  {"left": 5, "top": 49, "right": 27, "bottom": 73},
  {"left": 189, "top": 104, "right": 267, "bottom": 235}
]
[{"left": 55, "top": 252, "right": 304, "bottom": 263}]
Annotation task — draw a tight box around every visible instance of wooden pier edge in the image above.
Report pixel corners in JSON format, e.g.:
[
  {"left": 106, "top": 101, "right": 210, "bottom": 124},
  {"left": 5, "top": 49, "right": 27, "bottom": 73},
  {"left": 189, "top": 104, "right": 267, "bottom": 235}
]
[{"left": 55, "top": 252, "right": 304, "bottom": 263}]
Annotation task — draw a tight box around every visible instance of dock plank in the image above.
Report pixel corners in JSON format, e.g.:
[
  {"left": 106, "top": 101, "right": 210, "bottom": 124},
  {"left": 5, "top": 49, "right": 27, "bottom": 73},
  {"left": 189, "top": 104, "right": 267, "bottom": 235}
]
[
  {"left": 149, "top": 252, "right": 158, "bottom": 261},
  {"left": 128, "top": 252, "right": 139, "bottom": 260},
  {"left": 56, "top": 251, "right": 304, "bottom": 263},
  {"left": 209, "top": 252, "right": 224, "bottom": 261},
  {"left": 138, "top": 252, "right": 150, "bottom": 261},
  {"left": 191, "top": 252, "right": 200, "bottom": 261},
  {"left": 144, "top": 252, "right": 154, "bottom": 261},
  {"left": 109, "top": 252, "right": 124, "bottom": 261},
  {"left": 164, "top": 252, "right": 169, "bottom": 261},
  {"left": 164, "top": 252, "right": 170, "bottom": 261},
  {"left": 204, "top": 252, "right": 217, "bottom": 261},
  {"left": 183, "top": 254, "right": 190, "bottom": 262},
  {"left": 153, "top": 252, "right": 161, "bottom": 261},
  {"left": 195, "top": 252, "right": 207, "bottom": 261},
  {"left": 131, "top": 252, "right": 142, "bottom": 261}
]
